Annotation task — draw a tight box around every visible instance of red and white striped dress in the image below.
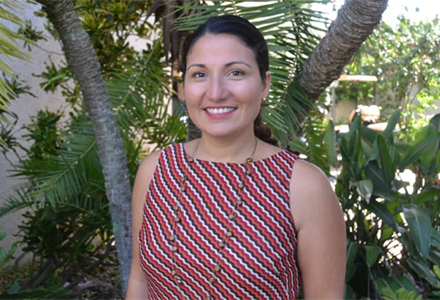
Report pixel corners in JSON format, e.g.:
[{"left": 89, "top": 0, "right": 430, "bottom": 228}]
[{"left": 138, "top": 143, "right": 300, "bottom": 299}]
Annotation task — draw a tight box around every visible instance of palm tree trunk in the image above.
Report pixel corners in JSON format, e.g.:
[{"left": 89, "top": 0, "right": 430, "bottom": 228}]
[
  {"left": 299, "top": 0, "right": 388, "bottom": 100},
  {"left": 36, "top": 0, "right": 132, "bottom": 293}
]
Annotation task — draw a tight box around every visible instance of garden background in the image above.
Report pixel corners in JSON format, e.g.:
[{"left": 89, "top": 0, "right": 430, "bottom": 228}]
[{"left": 1, "top": 0, "right": 440, "bottom": 299}]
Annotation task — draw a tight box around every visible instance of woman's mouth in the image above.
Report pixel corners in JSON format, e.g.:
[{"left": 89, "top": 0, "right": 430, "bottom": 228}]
[{"left": 204, "top": 107, "right": 237, "bottom": 119}]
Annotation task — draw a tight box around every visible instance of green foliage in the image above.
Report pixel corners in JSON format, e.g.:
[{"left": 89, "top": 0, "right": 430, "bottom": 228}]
[
  {"left": 0, "top": 283, "right": 73, "bottom": 299},
  {"left": 322, "top": 110, "right": 440, "bottom": 298},
  {"left": 22, "top": 109, "right": 62, "bottom": 160},
  {"left": 17, "top": 20, "right": 47, "bottom": 51},
  {"left": 341, "top": 16, "right": 440, "bottom": 141},
  {"left": 0, "top": 1, "right": 31, "bottom": 128},
  {"left": 0, "top": 231, "right": 17, "bottom": 269},
  {"left": 289, "top": 111, "right": 331, "bottom": 175}
]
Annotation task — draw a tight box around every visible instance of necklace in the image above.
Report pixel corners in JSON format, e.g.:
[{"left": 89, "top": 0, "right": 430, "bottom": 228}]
[{"left": 169, "top": 138, "right": 258, "bottom": 300}]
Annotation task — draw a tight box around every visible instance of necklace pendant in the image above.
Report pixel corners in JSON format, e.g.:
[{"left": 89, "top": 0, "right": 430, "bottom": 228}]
[{"left": 246, "top": 157, "right": 253, "bottom": 163}]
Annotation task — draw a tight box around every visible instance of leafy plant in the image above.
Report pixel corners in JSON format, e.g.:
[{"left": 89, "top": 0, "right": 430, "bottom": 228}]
[
  {"left": 327, "top": 110, "right": 440, "bottom": 298},
  {"left": 0, "top": 231, "right": 17, "bottom": 269}
]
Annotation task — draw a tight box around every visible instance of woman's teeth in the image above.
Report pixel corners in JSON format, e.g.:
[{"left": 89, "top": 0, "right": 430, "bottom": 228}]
[{"left": 206, "top": 107, "right": 235, "bottom": 115}]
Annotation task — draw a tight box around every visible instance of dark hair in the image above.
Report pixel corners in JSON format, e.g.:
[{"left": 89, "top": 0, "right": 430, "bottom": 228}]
[{"left": 181, "top": 15, "right": 277, "bottom": 146}]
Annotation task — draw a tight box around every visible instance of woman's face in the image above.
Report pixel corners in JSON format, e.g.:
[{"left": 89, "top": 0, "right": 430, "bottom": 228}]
[{"left": 184, "top": 33, "right": 271, "bottom": 139}]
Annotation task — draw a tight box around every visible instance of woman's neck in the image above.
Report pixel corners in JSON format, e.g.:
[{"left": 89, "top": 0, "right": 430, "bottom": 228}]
[{"left": 193, "top": 133, "right": 258, "bottom": 163}]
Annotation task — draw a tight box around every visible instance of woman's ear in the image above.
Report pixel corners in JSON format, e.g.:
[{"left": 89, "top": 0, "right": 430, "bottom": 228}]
[{"left": 262, "top": 71, "right": 271, "bottom": 98}]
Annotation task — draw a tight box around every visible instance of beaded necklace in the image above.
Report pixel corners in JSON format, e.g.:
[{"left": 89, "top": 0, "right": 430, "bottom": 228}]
[{"left": 168, "top": 138, "right": 258, "bottom": 300}]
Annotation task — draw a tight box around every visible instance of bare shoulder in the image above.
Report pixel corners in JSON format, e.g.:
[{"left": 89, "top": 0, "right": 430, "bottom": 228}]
[
  {"left": 132, "top": 149, "right": 163, "bottom": 206},
  {"left": 256, "top": 140, "right": 285, "bottom": 160},
  {"left": 291, "top": 159, "right": 330, "bottom": 187},
  {"left": 136, "top": 149, "right": 163, "bottom": 179},
  {"left": 290, "top": 160, "right": 340, "bottom": 230}
]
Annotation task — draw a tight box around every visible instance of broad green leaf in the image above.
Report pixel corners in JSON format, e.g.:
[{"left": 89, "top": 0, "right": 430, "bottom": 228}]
[
  {"left": 377, "top": 276, "right": 417, "bottom": 294},
  {"left": 410, "top": 189, "right": 438, "bottom": 205},
  {"left": 403, "top": 205, "right": 432, "bottom": 258},
  {"left": 434, "top": 265, "right": 440, "bottom": 280},
  {"left": 0, "top": 231, "right": 5, "bottom": 241},
  {"left": 361, "top": 126, "right": 378, "bottom": 145},
  {"left": 0, "top": 248, "right": 6, "bottom": 263},
  {"left": 352, "top": 180, "right": 373, "bottom": 203},
  {"left": 431, "top": 228, "right": 440, "bottom": 248},
  {"left": 365, "top": 161, "right": 388, "bottom": 196},
  {"left": 365, "top": 244, "right": 381, "bottom": 267},
  {"left": 324, "top": 120, "right": 338, "bottom": 168},
  {"left": 377, "top": 135, "right": 395, "bottom": 187},
  {"left": 430, "top": 113, "right": 440, "bottom": 132},
  {"left": 8, "top": 282, "right": 20, "bottom": 295},
  {"left": 428, "top": 249, "right": 440, "bottom": 268},
  {"left": 366, "top": 199, "right": 399, "bottom": 232},
  {"left": 400, "top": 132, "right": 439, "bottom": 171},
  {"left": 344, "top": 284, "right": 355, "bottom": 300},
  {"left": 345, "top": 242, "right": 359, "bottom": 282},
  {"left": 407, "top": 258, "right": 439, "bottom": 286},
  {"left": 382, "top": 109, "right": 401, "bottom": 141}
]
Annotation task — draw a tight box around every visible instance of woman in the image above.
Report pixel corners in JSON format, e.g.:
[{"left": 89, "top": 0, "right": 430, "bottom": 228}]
[{"left": 127, "top": 15, "right": 346, "bottom": 299}]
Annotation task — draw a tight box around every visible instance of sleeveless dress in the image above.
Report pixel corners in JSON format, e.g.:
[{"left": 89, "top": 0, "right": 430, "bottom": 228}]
[{"left": 138, "top": 143, "right": 300, "bottom": 299}]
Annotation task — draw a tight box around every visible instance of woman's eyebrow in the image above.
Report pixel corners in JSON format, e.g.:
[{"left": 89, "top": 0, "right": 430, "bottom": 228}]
[
  {"left": 186, "top": 63, "right": 206, "bottom": 71},
  {"left": 187, "top": 61, "right": 251, "bottom": 71},
  {"left": 225, "top": 61, "right": 251, "bottom": 68}
]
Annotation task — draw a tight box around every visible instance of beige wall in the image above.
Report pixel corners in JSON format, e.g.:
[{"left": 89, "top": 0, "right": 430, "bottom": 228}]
[{"left": 0, "top": 1, "right": 66, "bottom": 258}]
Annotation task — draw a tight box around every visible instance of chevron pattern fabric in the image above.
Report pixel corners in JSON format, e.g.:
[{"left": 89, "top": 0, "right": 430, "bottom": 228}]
[{"left": 139, "top": 143, "right": 300, "bottom": 299}]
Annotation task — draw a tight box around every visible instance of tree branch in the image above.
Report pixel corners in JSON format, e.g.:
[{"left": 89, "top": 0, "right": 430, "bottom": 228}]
[{"left": 299, "top": 0, "right": 388, "bottom": 100}]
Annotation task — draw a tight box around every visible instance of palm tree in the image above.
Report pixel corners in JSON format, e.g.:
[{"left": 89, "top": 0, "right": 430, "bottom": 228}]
[
  {"left": 34, "top": 0, "right": 133, "bottom": 292},
  {"left": 299, "top": 0, "right": 388, "bottom": 102}
]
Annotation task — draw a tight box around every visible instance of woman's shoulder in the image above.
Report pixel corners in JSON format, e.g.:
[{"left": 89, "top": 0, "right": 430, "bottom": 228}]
[
  {"left": 135, "top": 143, "right": 179, "bottom": 182},
  {"left": 289, "top": 159, "right": 339, "bottom": 228}
]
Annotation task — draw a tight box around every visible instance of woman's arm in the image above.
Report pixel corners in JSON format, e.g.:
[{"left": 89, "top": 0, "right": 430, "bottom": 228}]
[
  {"left": 126, "top": 150, "right": 162, "bottom": 299},
  {"left": 290, "top": 160, "right": 346, "bottom": 299}
]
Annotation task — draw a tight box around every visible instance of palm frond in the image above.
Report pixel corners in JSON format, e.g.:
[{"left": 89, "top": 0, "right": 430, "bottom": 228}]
[
  {"left": 107, "top": 40, "right": 186, "bottom": 148},
  {"left": 289, "top": 111, "right": 331, "bottom": 175},
  {"left": 4, "top": 41, "right": 186, "bottom": 209},
  {"left": 10, "top": 120, "right": 101, "bottom": 206},
  {"left": 174, "top": 0, "right": 329, "bottom": 146},
  {"left": 0, "top": 1, "right": 31, "bottom": 127}
]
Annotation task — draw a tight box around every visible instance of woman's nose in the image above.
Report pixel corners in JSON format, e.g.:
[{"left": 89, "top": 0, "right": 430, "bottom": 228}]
[{"left": 207, "top": 76, "right": 229, "bottom": 101}]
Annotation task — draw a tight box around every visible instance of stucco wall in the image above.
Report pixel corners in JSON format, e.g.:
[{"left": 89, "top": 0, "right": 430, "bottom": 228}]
[{"left": 0, "top": 1, "right": 66, "bottom": 258}]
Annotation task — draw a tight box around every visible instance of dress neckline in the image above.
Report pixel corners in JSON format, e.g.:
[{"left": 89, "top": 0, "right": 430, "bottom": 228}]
[{"left": 178, "top": 142, "right": 288, "bottom": 165}]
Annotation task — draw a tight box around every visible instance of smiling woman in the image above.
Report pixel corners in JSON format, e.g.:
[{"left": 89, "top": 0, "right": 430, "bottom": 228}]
[{"left": 126, "top": 15, "right": 346, "bottom": 300}]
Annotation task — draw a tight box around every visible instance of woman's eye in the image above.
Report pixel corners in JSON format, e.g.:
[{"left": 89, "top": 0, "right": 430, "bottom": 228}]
[
  {"left": 192, "top": 72, "right": 206, "bottom": 79},
  {"left": 230, "top": 70, "right": 244, "bottom": 77}
]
